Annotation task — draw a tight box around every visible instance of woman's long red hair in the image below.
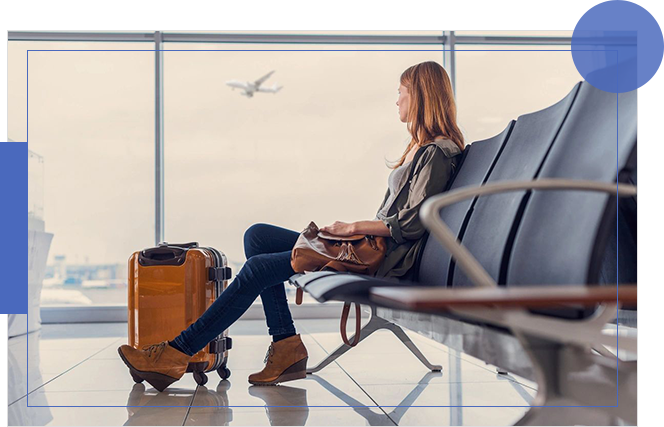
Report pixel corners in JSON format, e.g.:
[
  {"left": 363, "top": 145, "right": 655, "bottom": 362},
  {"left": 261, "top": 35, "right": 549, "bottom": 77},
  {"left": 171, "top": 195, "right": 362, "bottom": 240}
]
[{"left": 388, "top": 61, "right": 465, "bottom": 169}]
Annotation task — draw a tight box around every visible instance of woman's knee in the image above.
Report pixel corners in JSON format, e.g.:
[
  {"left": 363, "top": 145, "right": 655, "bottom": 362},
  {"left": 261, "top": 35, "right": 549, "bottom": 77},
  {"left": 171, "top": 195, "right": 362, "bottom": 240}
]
[
  {"left": 238, "top": 252, "right": 292, "bottom": 287},
  {"left": 236, "top": 255, "right": 274, "bottom": 292},
  {"left": 243, "top": 223, "right": 269, "bottom": 259}
]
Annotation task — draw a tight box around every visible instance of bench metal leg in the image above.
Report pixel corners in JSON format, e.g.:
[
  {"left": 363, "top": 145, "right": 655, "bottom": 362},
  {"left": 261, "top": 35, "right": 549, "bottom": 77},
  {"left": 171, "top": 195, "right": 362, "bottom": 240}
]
[
  {"left": 307, "top": 305, "right": 442, "bottom": 374},
  {"left": 513, "top": 332, "right": 636, "bottom": 426},
  {"left": 381, "top": 317, "right": 443, "bottom": 372},
  {"left": 592, "top": 344, "right": 618, "bottom": 359}
]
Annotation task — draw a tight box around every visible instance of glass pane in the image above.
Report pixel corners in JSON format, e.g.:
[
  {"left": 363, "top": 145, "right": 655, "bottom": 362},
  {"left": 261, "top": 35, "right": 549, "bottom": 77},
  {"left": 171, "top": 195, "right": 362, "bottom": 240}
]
[
  {"left": 162, "top": 43, "right": 447, "bottom": 304},
  {"left": 8, "top": 43, "right": 28, "bottom": 142},
  {"left": 28, "top": 150, "right": 44, "bottom": 222},
  {"left": 456, "top": 44, "right": 582, "bottom": 144},
  {"left": 10, "top": 41, "right": 154, "bottom": 306}
]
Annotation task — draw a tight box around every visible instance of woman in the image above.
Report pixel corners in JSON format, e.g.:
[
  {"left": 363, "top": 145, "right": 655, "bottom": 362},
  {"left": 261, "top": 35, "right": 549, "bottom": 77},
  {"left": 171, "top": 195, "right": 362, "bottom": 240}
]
[{"left": 118, "top": 60, "right": 465, "bottom": 391}]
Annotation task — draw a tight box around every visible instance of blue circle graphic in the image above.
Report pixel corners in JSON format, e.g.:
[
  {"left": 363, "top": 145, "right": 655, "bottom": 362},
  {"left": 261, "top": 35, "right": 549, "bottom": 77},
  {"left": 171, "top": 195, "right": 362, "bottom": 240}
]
[{"left": 572, "top": 0, "right": 663, "bottom": 93}]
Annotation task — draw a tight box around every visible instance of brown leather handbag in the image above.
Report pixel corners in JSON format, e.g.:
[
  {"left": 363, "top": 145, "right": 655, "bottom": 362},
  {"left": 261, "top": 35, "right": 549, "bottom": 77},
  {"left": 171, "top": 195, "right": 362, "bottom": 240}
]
[{"left": 291, "top": 220, "right": 387, "bottom": 346}]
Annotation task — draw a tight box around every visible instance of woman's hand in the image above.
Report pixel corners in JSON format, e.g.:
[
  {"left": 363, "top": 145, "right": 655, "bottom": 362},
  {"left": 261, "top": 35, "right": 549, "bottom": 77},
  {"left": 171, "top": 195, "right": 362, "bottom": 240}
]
[{"left": 320, "top": 221, "right": 356, "bottom": 236}]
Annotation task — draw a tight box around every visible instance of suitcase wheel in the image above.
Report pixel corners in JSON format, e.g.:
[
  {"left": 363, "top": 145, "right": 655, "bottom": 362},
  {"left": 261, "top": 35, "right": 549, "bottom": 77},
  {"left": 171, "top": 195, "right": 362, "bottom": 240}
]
[
  {"left": 193, "top": 370, "right": 208, "bottom": 387},
  {"left": 217, "top": 366, "right": 231, "bottom": 380},
  {"left": 130, "top": 371, "right": 144, "bottom": 384}
]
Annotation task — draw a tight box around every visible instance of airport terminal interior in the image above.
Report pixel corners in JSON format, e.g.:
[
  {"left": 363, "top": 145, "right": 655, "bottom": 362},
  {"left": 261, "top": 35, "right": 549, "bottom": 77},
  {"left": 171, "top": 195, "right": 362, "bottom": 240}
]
[{"left": 12, "top": 30, "right": 638, "bottom": 426}]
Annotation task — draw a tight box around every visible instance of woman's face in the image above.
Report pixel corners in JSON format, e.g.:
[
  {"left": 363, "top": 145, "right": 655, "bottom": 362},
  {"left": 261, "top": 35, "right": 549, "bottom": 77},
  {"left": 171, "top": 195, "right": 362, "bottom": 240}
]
[{"left": 396, "top": 83, "right": 410, "bottom": 123}]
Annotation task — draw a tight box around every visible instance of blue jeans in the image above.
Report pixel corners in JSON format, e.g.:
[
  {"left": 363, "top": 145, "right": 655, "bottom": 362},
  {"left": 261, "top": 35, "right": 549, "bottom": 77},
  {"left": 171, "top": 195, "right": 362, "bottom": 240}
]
[{"left": 172, "top": 223, "right": 300, "bottom": 356}]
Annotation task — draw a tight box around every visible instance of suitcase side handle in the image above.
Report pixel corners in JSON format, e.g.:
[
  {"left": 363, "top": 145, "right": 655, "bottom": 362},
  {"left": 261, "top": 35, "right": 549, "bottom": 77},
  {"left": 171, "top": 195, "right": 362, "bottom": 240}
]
[
  {"left": 208, "top": 266, "right": 233, "bottom": 281},
  {"left": 209, "top": 336, "right": 232, "bottom": 354}
]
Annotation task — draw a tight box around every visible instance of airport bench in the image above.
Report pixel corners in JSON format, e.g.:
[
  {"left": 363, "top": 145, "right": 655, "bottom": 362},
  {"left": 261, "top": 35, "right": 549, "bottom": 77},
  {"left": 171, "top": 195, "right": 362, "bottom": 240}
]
[{"left": 289, "top": 80, "right": 637, "bottom": 425}]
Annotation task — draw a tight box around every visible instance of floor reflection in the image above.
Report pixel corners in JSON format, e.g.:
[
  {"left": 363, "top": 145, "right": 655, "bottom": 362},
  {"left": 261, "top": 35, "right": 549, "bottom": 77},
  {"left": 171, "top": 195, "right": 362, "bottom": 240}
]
[
  {"left": 8, "top": 331, "right": 53, "bottom": 426},
  {"left": 248, "top": 385, "right": 309, "bottom": 426},
  {"left": 7, "top": 320, "right": 536, "bottom": 426},
  {"left": 309, "top": 369, "right": 442, "bottom": 425},
  {"left": 124, "top": 383, "right": 201, "bottom": 426}
]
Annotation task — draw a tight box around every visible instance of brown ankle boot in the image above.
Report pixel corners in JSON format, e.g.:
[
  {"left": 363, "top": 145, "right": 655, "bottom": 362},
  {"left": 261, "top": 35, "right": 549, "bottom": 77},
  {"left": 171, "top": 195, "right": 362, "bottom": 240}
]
[
  {"left": 118, "top": 341, "right": 192, "bottom": 392},
  {"left": 248, "top": 334, "right": 308, "bottom": 386}
]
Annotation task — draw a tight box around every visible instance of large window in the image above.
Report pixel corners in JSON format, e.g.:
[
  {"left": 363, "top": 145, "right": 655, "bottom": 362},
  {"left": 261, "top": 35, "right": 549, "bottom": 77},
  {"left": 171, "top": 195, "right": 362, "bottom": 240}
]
[
  {"left": 12, "top": 31, "right": 581, "bottom": 312},
  {"left": 11, "top": 41, "right": 154, "bottom": 305},
  {"left": 456, "top": 44, "right": 581, "bottom": 144},
  {"left": 162, "top": 43, "right": 445, "bottom": 305}
]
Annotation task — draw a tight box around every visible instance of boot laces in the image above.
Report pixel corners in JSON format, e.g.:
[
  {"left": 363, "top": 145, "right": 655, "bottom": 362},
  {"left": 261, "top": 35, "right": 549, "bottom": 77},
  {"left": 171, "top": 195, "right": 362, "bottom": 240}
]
[
  {"left": 142, "top": 342, "right": 167, "bottom": 360},
  {"left": 263, "top": 343, "right": 275, "bottom": 364}
]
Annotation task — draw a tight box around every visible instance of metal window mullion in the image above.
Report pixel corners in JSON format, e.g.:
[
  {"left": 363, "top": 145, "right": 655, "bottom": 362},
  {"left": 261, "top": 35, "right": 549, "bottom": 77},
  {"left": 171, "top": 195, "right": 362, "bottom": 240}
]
[
  {"left": 162, "top": 33, "right": 448, "bottom": 45},
  {"left": 7, "top": 31, "right": 155, "bottom": 42},
  {"left": 155, "top": 31, "right": 164, "bottom": 245},
  {"left": 453, "top": 35, "right": 571, "bottom": 45},
  {"left": 9, "top": 31, "right": 573, "bottom": 46},
  {"left": 443, "top": 31, "right": 456, "bottom": 95}
]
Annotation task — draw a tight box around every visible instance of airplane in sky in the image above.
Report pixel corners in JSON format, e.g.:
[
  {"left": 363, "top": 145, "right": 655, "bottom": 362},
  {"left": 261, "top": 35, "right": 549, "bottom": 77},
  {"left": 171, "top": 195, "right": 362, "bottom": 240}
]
[{"left": 225, "top": 70, "right": 283, "bottom": 98}]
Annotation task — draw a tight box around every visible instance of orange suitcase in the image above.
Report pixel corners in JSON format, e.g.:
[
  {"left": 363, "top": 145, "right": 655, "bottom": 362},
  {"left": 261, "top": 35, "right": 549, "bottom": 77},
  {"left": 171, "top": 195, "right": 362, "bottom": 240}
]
[{"left": 128, "top": 241, "right": 233, "bottom": 386}]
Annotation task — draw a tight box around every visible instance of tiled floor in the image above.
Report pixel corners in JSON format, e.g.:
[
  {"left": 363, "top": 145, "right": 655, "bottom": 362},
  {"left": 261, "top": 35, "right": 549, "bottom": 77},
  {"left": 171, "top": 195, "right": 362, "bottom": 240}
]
[{"left": 8, "top": 319, "right": 536, "bottom": 426}]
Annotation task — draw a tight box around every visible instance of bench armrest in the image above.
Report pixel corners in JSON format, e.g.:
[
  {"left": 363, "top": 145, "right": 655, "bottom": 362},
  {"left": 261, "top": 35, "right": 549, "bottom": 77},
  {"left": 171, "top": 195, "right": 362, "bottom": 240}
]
[
  {"left": 371, "top": 284, "right": 637, "bottom": 353},
  {"left": 369, "top": 284, "right": 637, "bottom": 310}
]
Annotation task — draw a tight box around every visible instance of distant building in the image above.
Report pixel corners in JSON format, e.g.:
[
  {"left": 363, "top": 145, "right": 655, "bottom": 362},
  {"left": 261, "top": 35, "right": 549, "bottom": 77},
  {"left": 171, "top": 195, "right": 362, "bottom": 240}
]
[
  {"left": 19, "top": 148, "right": 54, "bottom": 337},
  {"left": 45, "top": 261, "right": 127, "bottom": 287}
]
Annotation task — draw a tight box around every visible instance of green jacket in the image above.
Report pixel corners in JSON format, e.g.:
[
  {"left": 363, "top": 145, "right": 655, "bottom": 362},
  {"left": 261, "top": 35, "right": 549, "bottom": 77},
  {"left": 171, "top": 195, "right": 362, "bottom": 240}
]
[{"left": 373, "top": 138, "right": 463, "bottom": 281}]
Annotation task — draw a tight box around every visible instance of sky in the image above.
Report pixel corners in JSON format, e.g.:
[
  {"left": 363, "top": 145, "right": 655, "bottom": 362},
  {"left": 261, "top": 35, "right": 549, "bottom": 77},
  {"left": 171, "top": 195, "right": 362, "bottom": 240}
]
[{"left": 11, "top": 31, "right": 581, "bottom": 271}]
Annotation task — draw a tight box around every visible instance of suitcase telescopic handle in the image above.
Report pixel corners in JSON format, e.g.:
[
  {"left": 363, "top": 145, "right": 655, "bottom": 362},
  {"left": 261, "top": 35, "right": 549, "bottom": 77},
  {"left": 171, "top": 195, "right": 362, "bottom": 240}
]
[{"left": 158, "top": 241, "right": 199, "bottom": 248}]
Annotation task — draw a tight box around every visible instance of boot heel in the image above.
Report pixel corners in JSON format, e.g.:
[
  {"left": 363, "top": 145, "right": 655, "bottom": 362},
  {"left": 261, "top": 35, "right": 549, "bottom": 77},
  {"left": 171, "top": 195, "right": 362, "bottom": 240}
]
[
  {"left": 275, "top": 357, "right": 308, "bottom": 384},
  {"left": 141, "top": 371, "right": 179, "bottom": 393}
]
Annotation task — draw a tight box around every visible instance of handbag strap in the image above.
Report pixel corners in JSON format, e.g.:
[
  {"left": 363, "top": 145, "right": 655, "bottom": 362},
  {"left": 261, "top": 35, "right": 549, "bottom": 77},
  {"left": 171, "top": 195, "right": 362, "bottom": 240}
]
[
  {"left": 296, "top": 287, "right": 303, "bottom": 305},
  {"left": 340, "top": 302, "right": 361, "bottom": 347}
]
